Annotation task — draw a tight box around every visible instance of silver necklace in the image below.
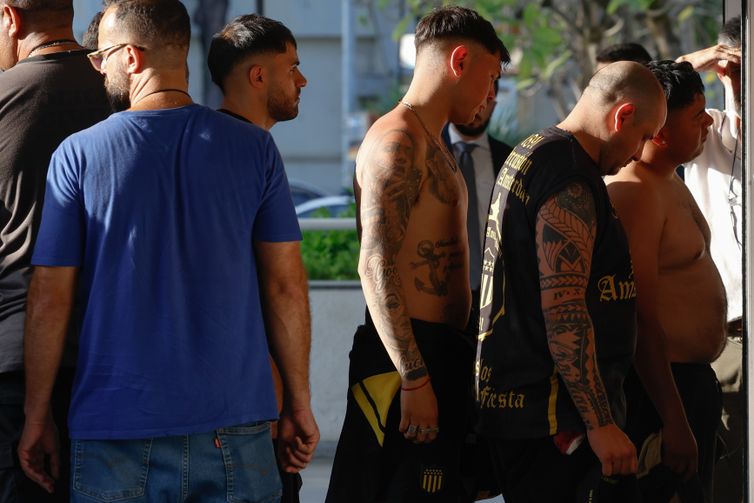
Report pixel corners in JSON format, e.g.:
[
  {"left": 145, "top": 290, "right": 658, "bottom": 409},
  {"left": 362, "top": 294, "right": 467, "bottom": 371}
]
[{"left": 398, "top": 100, "right": 457, "bottom": 172}]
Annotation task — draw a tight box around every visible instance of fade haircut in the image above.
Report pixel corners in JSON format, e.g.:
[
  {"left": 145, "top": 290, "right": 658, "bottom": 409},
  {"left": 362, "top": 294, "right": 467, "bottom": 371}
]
[
  {"left": 718, "top": 15, "right": 741, "bottom": 48},
  {"left": 208, "top": 14, "right": 297, "bottom": 92},
  {"left": 647, "top": 60, "right": 705, "bottom": 112},
  {"left": 5, "top": 0, "right": 73, "bottom": 27},
  {"left": 414, "top": 6, "right": 510, "bottom": 65},
  {"left": 111, "top": 0, "right": 190, "bottom": 49},
  {"left": 596, "top": 42, "right": 651, "bottom": 65}
]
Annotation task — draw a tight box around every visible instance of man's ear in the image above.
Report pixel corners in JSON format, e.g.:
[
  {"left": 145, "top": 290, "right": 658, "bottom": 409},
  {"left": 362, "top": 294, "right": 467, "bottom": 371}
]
[
  {"left": 124, "top": 44, "right": 144, "bottom": 74},
  {"left": 612, "top": 102, "right": 635, "bottom": 132},
  {"left": 247, "top": 64, "right": 265, "bottom": 89},
  {"left": 449, "top": 44, "right": 469, "bottom": 78},
  {"left": 2, "top": 4, "right": 21, "bottom": 39},
  {"left": 651, "top": 127, "right": 668, "bottom": 147}
]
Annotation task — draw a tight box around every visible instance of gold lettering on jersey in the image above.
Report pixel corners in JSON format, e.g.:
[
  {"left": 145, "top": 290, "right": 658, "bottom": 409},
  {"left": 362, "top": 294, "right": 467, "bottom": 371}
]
[
  {"left": 519, "top": 133, "right": 545, "bottom": 150},
  {"left": 597, "top": 274, "right": 636, "bottom": 302},
  {"left": 504, "top": 151, "right": 533, "bottom": 175},
  {"left": 498, "top": 167, "right": 531, "bottom": 206},
  {"left": 479, "top": 385, "right": 526, "bottom": 410},
  {"left": 477, "top": 359, "right": 493, "bottom": 383}
]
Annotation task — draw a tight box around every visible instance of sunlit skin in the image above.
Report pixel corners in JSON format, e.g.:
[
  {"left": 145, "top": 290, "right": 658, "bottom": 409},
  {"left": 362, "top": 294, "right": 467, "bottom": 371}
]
[{"left": 606, "top": 91, "right": 724, "bottom": 480}]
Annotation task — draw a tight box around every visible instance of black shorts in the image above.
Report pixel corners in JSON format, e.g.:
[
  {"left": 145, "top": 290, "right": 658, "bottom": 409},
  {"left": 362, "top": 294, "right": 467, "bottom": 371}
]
[
  {"left": 325, "top": 316, "right": 481, "bottom": 503},
  {"left": 624, "top": 363, "right": 722, "bottom": 502}
]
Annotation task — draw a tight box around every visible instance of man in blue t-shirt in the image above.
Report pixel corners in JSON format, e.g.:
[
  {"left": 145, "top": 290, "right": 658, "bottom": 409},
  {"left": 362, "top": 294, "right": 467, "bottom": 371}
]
[{"left": 17, "top": 1, "right": 319, "bottom": 499}]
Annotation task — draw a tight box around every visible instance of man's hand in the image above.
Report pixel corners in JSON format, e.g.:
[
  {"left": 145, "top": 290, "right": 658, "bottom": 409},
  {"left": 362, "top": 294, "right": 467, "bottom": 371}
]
[
  {"left": 398, "top": 378, "right": 439, "bottom": 444},
  {"left": 677, "top": 44, "right": 741, "bottom": 73},
  {"left": 277, "top": 407, "right": 319, "bottom": 473},
  {"left": 661, "top": 417, "right": 698, "bottom": 480},
  {"left": 587, "top": 424, "right": 638, "bottom": 476},
  {"left": 17, "top": 412, "right": 59, "bottom": 493}
]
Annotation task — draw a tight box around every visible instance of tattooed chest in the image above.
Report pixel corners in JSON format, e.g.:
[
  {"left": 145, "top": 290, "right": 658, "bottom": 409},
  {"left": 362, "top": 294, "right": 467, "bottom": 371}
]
[{"left": 424, "top": 143, "right": 463, "bottom": 206}]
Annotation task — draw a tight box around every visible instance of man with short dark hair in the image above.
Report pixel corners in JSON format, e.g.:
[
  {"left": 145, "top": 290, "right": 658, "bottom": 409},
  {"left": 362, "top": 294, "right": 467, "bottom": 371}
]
[
  {"left": 677, "top": 15, "right": 744, "bottom": 503},
  {"left": 209, "top": 14, "right": 309, "bottom": 503},
  {"left": 595, "top": 42, "right": 652, "bottom": 71},
  {"left": 326, "top": 7, "right": 509, "bottom": 502},
  {"left": 607, "top": 60, "right": 723, "bottom": 502},
  {"left": 209, "top": 13, "right": 306, "bottom": 130},
  {"left": 476, "top": 61, "right": 666, "bottom": 502},
  {"left": 0, "top": 0, "right": 110, "bottom": 500},
  {"left": 17, "top": 0, "right": 318, "bottom": 499}
]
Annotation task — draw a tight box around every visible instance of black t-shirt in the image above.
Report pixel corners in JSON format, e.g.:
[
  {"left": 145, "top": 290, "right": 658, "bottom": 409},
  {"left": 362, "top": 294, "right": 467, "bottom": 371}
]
[
  {"left": 475, "top": 127, "right": 637, "bottom": 439},
  {"left": 0, "top": 50, "right": 110, "bottom": 371}
]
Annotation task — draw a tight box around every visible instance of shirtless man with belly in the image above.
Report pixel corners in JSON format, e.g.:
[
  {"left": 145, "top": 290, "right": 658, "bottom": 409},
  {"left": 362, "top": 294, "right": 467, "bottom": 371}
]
[
  {"left": 607, "top": 60, "right": 726, "bottom": 502},
  {"left": 326, "top": 7, "right": 509, "bottom": 503}
]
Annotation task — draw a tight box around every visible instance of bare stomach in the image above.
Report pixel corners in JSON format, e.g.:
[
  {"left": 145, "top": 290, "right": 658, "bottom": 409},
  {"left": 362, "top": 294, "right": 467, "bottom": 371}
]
[{"left": 657, "top": 258, "right": 727, "bottom": 363}]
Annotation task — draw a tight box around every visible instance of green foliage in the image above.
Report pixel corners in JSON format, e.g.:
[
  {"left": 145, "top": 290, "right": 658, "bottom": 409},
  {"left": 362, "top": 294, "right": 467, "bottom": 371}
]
[
  {"left": 300, "top": 205, "right": 360, "bottom": 281},
  {"left": 391, "top": 0, "right": 721, "bottom": 116}
]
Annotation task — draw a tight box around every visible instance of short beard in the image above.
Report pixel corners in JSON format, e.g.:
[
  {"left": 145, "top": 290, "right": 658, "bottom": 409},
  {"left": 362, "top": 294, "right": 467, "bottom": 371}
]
[
  {"left": 454, "top": 117, "right": 491, "bottom": 138},
  {"left": 267, "top": 91, "right": 298, "bottom": 123},
  {"left": 106, "top": 88, "right": 131, "bottom": 112},
  {"left": 105, "top": 69, "right": 131, "bottom": 112}
]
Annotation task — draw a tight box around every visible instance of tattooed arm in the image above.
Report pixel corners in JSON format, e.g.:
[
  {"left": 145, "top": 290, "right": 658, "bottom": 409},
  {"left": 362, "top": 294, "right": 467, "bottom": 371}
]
[
  {"left": 536, "top": 181, "right": 636, "bottom": 476},
  {"left": 357, "top": 128, "right": 438, "bottom": 443}
]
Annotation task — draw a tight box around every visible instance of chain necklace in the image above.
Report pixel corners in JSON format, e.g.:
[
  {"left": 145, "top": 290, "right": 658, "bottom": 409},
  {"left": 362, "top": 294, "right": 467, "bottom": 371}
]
[
  {"left": 131, "top": 88, "right": 192, "bottom": 109},
  {"left": 27, "top": 39, "right": 78, "bottom": 58},
  {"left": 398, "top": 100, "right": 457, "bottom": 173}
]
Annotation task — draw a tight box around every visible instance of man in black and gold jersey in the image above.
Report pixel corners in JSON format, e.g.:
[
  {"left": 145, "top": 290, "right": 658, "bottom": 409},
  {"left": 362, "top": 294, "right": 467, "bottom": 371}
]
[{"left": 475, "top": 61, "right": 666, "bottom": 502}]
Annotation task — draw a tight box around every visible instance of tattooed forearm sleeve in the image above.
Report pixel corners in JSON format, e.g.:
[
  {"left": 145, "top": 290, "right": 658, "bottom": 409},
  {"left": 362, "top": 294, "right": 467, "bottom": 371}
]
[
  {"left": 535, "top": 181, "right": 613, "bottom": 430},
  {"left": 358, "top": 129, "right": 427, "bottom": 381}
]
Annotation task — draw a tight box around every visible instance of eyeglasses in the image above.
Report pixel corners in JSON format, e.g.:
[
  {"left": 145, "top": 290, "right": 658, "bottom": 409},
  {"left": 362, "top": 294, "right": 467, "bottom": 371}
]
[{"left": 87, "top": 43, "right": 146, "bottom": 71}]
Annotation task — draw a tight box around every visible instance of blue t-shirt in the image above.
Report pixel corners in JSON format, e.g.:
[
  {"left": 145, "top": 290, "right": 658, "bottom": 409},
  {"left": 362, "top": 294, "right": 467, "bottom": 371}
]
[{"left": 32, "top": 104, "right": 302, "bottom": 440}]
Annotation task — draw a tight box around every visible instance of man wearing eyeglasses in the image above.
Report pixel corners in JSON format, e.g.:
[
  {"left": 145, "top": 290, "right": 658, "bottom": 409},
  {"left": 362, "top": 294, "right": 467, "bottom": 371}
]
[
  {"left": 677, "top": 16, "right": 744, "bottom": 503},
  {"left": 17, "top": 0, "right": 318, "bottom": 500},
  {"left": 0, "top": 1, "right": 110, "bottom": 501}
]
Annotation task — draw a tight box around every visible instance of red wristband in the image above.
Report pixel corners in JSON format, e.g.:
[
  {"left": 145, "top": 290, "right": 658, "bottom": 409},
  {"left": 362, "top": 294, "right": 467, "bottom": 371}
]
[{"left": 401, "top": 376, "right": 431, "bottom": 391}]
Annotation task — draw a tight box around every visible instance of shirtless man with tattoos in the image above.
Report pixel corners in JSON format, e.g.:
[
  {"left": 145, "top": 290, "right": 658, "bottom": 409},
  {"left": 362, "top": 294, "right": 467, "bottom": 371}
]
[
  {"left": 326, "top": 7, "right": 509, "bottom": 503},
  {"left": 475, "top": 61, "right": 666, "bottom": 502},
  {"left": 607, "top": 60, "right": 726, "bottom": 502}
]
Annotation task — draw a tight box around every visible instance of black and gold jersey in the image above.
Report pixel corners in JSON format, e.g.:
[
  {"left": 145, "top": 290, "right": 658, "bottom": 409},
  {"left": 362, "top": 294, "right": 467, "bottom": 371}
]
[{"left": 475, "top": 126, "right": 637, "bottom": 439}]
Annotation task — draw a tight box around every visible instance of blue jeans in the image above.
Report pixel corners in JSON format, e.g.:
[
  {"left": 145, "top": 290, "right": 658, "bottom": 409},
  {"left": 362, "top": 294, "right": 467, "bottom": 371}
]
[{"left": 71, "top": 421, "right": 281, "bottom": 503}]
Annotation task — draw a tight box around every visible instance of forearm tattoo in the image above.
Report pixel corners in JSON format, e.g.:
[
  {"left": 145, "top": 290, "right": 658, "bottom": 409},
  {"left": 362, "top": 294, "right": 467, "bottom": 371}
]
[
  {"left": 360, "top": 129, "right": 427, "bottom": 380},
  {"left": 536, "top": 182, "right": 613, "bottom": 429}
]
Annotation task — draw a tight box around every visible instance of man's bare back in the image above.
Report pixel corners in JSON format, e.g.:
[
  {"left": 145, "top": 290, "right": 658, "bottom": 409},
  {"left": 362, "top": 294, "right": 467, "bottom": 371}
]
[
  {"left": 355, "top": 105, "right": 472, "bottom": 330},
  {"left": 608, "top": 168, "right": 726, "bottom": 362}
]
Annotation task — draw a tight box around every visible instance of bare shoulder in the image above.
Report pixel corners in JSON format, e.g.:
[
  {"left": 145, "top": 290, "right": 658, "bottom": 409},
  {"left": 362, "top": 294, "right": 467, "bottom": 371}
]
[
  {"left": 606, "top": 166, "right": 663, "bottom": 218},
  {"left": 355, "top": 108, "right": 427, "bottom": 185}
]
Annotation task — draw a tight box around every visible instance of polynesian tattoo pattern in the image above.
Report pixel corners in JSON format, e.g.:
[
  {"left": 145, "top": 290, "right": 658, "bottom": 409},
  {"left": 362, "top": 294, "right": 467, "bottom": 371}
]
[
  {"left": 360, "top": 128, "right": 427, "bottom": 380},
  {"left": 536, "top": 182, "right": 613, "bottom": 429}
]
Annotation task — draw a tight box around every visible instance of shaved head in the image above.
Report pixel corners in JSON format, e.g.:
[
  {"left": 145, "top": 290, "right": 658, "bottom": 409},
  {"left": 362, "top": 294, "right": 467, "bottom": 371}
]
[
  {"left": 586, "top": 61, "right": 665, "bottom": 121},
  {"left": 563, "top": 61, "right": 666, "bottom": 175}
]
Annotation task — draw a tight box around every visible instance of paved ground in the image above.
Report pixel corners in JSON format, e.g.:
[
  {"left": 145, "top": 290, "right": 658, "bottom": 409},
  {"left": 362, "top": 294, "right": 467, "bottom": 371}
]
[{"left": 299, "top": 456, "right": 504, "bottom": 503}]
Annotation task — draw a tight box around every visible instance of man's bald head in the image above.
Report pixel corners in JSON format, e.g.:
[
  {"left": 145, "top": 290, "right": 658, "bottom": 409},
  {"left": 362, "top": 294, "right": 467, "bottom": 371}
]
[
  {"left": 585, "top": 61, "right": 665, "bottom": 121},
  {"left": 566, "top": 61, "right": 666, "bottom": 175},
  {"left": 103, "top": 0, "right": 189, "bottom": 54}
]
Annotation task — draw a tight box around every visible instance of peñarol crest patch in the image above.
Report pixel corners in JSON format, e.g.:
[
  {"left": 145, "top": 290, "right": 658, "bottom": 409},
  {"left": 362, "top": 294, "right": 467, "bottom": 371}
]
[{"left": 421, "top": 467, "right": 444, "bottom": 494}]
